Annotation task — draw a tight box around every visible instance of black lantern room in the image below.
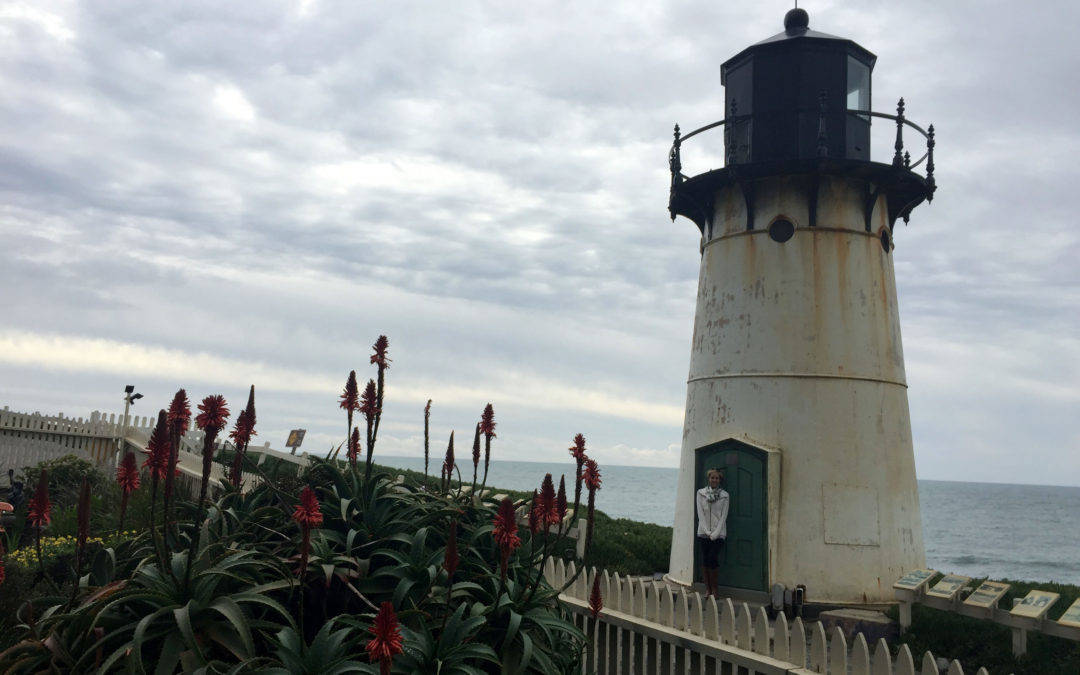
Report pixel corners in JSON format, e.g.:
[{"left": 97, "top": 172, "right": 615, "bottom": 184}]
[
  {"left": 668, "top": 9, "right": 937, "bottom": 234},
  {"left": 722, "top": 8, "right": 875, "bottom": 163}
]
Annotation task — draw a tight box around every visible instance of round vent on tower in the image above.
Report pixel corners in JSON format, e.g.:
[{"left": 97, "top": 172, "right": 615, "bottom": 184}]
[
  {"left": 880, "top": 228, "right": 891, "bottom": 253},
  {"left": 768, "top": 217, "right": 796, "bottom": 243}
]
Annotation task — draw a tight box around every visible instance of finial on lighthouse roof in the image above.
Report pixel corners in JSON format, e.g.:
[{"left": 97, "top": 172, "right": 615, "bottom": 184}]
[{"left": 784, "top": 7, "right": 810, "bottom": 34}]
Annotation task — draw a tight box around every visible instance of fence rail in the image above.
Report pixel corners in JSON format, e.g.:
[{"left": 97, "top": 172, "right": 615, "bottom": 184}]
[{"left": 546, "top": 560, "right": 992, "bottom": 675}]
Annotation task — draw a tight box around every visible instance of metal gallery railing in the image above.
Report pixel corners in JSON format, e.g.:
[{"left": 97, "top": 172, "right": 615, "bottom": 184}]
[{"left": 669, "top": 97, "right": 936, "bottom": 198}]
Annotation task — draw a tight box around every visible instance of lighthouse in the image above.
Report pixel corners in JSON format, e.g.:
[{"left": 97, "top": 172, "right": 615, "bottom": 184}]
[{"left": 667, "top": 8, "right": 936, "bottom": 604}]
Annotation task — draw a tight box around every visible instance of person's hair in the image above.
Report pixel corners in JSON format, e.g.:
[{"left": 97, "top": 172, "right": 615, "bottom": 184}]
[{"left": 706, "top": 468, "right": 724, "bottom": 484}]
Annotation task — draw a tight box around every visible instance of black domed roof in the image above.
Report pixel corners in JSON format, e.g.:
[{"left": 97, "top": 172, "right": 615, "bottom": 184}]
[{"left": 721, "top": 9, "right": 875, "bottom": 71}]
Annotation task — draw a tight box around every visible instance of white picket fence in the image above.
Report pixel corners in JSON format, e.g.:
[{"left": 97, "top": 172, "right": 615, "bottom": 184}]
[
  {"left": 0, "top": 407, "right": 262, "bottom": 495},
  {"left": 545, "top": 560, "right": 994, "bottom": 675}
]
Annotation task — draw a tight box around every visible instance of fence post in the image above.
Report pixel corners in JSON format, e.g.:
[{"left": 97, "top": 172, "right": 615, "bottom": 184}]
[{"left": 1011, "top": 626, "right": 1027, "bottom": 656}]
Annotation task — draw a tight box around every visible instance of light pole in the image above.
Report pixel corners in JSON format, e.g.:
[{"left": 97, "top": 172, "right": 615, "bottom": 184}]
[{"left": 117, "top": 384, "right": 143, "bottom": 464}]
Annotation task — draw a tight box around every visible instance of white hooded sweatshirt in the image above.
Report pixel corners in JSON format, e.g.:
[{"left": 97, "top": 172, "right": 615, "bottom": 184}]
[{"left": 695, "top": 487, "right": 729, "bottom": 540}]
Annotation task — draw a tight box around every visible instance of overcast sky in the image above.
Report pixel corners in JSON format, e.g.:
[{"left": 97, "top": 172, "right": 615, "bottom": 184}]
[{"left": 1, "top": 1, "right": 1077, "bottom": 487}]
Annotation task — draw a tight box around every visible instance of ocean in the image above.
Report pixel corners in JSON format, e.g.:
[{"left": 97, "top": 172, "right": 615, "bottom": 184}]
[{"left": 376, "top": 456, "right": 1080, "bottom": 585}]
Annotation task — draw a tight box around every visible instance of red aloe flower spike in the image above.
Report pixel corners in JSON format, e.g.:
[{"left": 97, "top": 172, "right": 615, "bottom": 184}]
[
  {"left": 27, "top": 469, "right": 49, "bottom": 577},
  {"left": 167, "top": 389, "right": 191, "bottom": 437},
  {"left": 423, "top": 400, "right": 432, "bottom": 478},
  {"left": 479, "top": 404, "right": 496, "bottom": 439},
  {"left": 341, "top": 371, "right": 359, "bottom": 456},
  {"left": 195, "top": 394, "right": 230, "bottom": 434},
  {"left": 471, "top": 423, "right": 481, "bottom": 487},
  {"left": 340, "top": 370, "right": 359, "bottom": 412},
  {"left": 117, "top": 452, "right": 140, "bottom": 495},
  {"left": 292, "top": 486, "right": 324, "bottom": 527},
  {"left": 479, "top": 403, "right": 495, "bottom": 490},
  {"left": 583, "top": 458, "right": 602, "bottom": 491},
  {"left": 556, "top": 475, "right": 567, "bottom": 525},
  {"left": 228, "top": 410, "right": 251, "bottom": 488},
  {"left": 444, "top": 520, "right": 459, "bottom": 579},
  {"left": 231, "top": 385, "right": 256, "bottom": 488},
  {"left": 540, "top": 474, "right": 558, "bottom": 528},
  {"left": 144, "top": 411, "right": 170, "bottom": 481},
  {"left": 442, "top": 431, "right": 455, "bottom": 491},
  {"left": 117, "top": 451, "right": 139, "bottom": 532},
  {"left": 366, "top": 601, "right": 404, "bottom": 675},
  {"left": 583, "top": 458, "right": 601, "bottom": 560},
  {"left": 589, "top": 573, "right": 603, "bottom": 618},
  {"left": 493, "top": 497, "right": 521, "bottom": 555},
  {"left": 292, "top": 486, "right": 323, "bottom": 577},
  {"left": 359, "top": 380, "right": 378, "bottom": 423},
  {"left": 27, "top": 470, "right": 51, "bottom": 528},
  {"left": 243, "top": 384, "right": 256, "bottom": 431},
  {"left": 74, "top": 478, "right": 91, "bottom": 578},
  {"left": 527, "top": 489, "right": 540, "bottom": 535},
  {"left": 163, "top": 390, "right": 189, "bottom": 517},
  {"left": 367, "top": 336, "right": 389, "bottom": 482},
  {"left": 370, "top": 335, "right": 391, "bottom": 369},
  {"left": 195, "top": 394, "right": 229, "bottom": 509},
  {"left": 570, "top": 433, "right": 586, "bottom": 524},
  {"left": 360, "top": 378, "right": 378, "bottom": 478},
  {"left": 348, "top": 427, "right": 361, "bottom": 468}
]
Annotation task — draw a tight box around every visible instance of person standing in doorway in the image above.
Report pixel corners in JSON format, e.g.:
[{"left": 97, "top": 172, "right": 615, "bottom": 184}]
[{"left": 697, "top": 468, "right": 729, "bottom": 598}]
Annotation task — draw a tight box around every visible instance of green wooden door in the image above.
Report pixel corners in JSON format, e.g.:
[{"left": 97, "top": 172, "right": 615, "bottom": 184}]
[{"left": 694, "top": 439, "right": 767, "bottom": 591}]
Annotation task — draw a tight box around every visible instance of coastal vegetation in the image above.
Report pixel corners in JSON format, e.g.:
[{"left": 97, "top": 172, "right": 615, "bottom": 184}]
[{"left": 0, "top": 336, "right": 607, "bottom": 673}]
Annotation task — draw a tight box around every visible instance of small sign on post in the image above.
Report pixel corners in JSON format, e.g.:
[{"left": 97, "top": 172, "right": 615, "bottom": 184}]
[
  {"left": 926, "top": 574, "right": 970, "bottom": 601},
  {"left": 1010, "top": 590, "right": 1060, "bottom": 657},
  {"left": 963, "top": 581, "right": 1011, "bottom": 616},
  {"left": 893, "top": 569, "right": 937, "bottom": 631},
  {"left": 1058, "top": 598, "right": 1080, "bottom": 629},
  {"left": 286, "top": 429, "right": 307, "bottom": 455},
  {"left": 1010, "top": 590, "right": 1059, "bottom": 620},
  {"left": 893, "top": 569, "right": 936, "bottom": 592}
]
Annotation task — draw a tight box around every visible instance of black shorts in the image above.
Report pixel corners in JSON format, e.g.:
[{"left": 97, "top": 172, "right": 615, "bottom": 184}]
[{"left": 698, "top": 535, "right": 724, "bottom": 569}]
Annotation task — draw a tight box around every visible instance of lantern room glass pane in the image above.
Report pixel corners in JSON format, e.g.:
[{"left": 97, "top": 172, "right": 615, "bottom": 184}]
[{"left": 847, "top": 55, "right": 870, "bottom": 112}]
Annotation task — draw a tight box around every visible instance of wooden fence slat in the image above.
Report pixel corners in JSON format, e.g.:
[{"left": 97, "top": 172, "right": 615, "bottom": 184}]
[
  {"left": 920, "top": 651, "right": 939, "bottom": 674},
  {"left": 675, "top": 589, "right": 690, "bottom": 631},
  {"left": 704, "top": 595, "right": 720, "bottom": 642},
  {"left": 871, "top": 637, "right": 892, "bottom": 675},
  {"left": 736, "top": 602, "right": 752, "bottom": 651},
  {"left": 946, "top": 660, "right": 965, "bottom": 675},
  {"left": 659, "top": 586, "right": 675, "bottom": 627},
  {"left": 827, "top": 626, "right": 847, "bottom": 675},
  {"left": 896, "top": 644, "right": 915, "bottom": 675},
  {"left": 720, "top": 598, "right": 736, "bottom": 645},
  {"left": 850, "top": 632, "right": 870, "bottom": 675},
  {"left": 688, "top": 591, "right": 704, "bottom": 636},
  {"left": 790, "top": 616, "right": 807, "bottom": 667},
  {"left": 773, "top": 611, "right": 789, "bottom": 662},
  {"left": 753, "top": 606, "right": 770, "bottom": 656},
  {"left": 809, "top": 620, "right": 827, "bottom": 671}
]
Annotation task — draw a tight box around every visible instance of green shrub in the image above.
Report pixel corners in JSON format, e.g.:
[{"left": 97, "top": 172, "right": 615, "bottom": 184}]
[{"left": 18, "top": 454, "right": 107, "bottom": 510}]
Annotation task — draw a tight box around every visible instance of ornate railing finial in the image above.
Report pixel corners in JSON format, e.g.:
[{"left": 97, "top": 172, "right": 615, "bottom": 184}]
[
  {"left": 893, "top": 98, "right": 906, "bottom": 167},
  {"left": 669, "top": 123, "right": 682, "bottom": 178},
  {"left": 903, "top": 151, "right": 911, "bottom": 168},
  {"left": 816, "top": 90, "right": 829, "bottom": 157},
  {"left": 925, "top": 123, "right": 936, "bottom": 200}
]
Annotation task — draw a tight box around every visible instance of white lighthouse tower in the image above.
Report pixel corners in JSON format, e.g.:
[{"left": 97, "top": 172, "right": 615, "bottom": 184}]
[{"left": 667, "top": 8, "right": 936, "bottom": 604}]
